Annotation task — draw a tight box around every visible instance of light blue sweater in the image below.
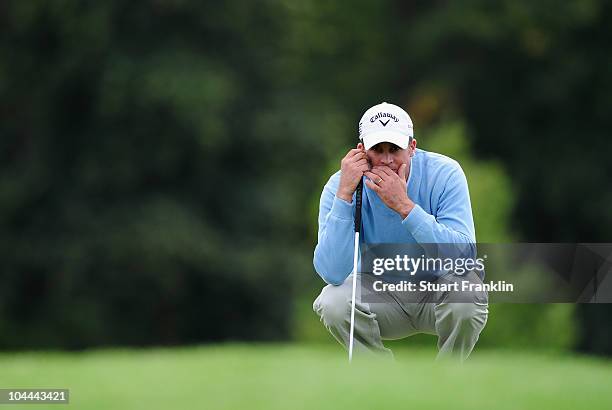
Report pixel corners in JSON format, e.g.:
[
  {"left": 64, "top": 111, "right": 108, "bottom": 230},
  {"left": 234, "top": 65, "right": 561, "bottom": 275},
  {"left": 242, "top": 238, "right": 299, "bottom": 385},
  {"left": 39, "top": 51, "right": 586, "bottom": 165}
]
[{"left": 313, "top": 148, "right": 476, "bottom": 285}]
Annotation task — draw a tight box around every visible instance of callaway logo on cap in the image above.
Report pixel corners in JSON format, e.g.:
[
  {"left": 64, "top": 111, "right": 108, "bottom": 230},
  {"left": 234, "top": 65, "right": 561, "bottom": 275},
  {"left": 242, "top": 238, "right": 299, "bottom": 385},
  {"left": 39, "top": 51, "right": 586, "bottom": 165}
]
[{"left": 358, "top": 102, "right": 414, "bottom": 150}]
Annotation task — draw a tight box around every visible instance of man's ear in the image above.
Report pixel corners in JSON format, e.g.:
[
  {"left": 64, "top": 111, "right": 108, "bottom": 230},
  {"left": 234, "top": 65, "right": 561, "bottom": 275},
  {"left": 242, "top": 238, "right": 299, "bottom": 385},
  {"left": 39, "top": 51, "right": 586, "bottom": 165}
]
[{"left": 409, "top": 138, "right": 417, "bottom": 156}]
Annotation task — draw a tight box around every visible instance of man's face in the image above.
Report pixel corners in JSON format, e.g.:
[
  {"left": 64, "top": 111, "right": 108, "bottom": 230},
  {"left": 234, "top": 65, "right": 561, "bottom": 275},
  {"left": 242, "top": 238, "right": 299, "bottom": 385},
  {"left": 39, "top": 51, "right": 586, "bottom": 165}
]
[{"left": 366, "top": 139, "right": 417, "bottom": 174}]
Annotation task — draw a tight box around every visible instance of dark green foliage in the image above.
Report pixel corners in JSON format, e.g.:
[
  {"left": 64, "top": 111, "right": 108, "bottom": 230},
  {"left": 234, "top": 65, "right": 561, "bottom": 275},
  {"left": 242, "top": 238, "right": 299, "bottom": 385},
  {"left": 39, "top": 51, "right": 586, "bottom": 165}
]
[
  {"left": 394, "top": 0, "right": 612, "bottom": 355},
  {"left": 1, "top": 0, "right": 610, "bottom": 353},
  {"left": 0, "top": 0, "right": 400, "bottom": 349}
]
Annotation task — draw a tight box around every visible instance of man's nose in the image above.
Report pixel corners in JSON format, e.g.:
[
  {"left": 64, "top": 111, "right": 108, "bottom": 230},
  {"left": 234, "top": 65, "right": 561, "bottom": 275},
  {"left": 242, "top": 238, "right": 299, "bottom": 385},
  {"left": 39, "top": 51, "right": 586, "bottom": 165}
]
[{"left": 381, "top": 153, "right": 392, "bottom": 164}]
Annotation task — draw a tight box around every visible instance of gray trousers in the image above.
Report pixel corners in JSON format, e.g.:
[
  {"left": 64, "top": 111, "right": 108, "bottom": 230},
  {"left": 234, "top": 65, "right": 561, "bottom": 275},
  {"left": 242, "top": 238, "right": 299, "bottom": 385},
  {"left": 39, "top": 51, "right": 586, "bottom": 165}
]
[{"left": 313, "top": 272, "right": 488, "bottom": 361}]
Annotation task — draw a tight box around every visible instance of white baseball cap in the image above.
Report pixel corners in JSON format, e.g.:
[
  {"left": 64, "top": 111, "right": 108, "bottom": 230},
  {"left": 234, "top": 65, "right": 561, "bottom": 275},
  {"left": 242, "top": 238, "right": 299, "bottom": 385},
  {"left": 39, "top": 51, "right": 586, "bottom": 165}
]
[{"left": 358, "top": 102, "right": 414, "bottom": 150}]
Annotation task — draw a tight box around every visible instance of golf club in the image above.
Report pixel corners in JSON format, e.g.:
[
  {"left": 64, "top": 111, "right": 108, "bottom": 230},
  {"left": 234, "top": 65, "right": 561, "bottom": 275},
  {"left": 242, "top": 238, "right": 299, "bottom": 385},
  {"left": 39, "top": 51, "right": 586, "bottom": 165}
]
[{"left": 348, "top": 177, "right": 363, "bottom": 362}]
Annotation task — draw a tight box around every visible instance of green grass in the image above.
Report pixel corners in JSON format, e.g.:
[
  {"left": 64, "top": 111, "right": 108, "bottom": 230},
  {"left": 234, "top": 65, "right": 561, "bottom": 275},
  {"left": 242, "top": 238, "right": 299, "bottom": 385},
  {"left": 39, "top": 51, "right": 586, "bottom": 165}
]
[{"left": 0, "top": 344, "right": 611, "bottom": 409}]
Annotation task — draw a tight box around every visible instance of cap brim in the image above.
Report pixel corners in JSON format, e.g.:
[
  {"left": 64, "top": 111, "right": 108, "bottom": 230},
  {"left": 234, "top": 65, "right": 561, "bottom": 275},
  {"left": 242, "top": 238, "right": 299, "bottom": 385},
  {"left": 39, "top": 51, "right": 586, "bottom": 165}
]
[{"left": 362, "top": 131, "right": 410, "bottom": 150}]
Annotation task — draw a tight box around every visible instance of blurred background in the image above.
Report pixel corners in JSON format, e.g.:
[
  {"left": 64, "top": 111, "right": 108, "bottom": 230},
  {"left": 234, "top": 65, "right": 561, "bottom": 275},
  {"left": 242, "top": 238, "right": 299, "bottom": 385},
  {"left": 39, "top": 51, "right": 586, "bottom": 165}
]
[{"left": 1, "top": 0, "right": 612, "bottom": 361}]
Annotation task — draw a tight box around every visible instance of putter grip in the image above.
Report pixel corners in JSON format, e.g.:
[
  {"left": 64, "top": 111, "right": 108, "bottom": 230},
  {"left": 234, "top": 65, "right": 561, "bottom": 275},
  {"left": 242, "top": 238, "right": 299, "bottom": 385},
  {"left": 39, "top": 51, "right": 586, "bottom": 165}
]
[{"left": 354, "top": 178, "right": 363, "bottom": 233}]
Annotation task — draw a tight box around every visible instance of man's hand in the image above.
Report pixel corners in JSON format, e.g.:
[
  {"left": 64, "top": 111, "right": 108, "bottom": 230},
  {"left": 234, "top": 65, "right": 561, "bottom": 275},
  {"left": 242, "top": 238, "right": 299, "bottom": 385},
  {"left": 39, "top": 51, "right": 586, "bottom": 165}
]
[
  {"left": 337, "top": 143, "right": 370, "bottom": 203},
  {"left": 365, "top": 164, "right": 415, "bottom": 219}
]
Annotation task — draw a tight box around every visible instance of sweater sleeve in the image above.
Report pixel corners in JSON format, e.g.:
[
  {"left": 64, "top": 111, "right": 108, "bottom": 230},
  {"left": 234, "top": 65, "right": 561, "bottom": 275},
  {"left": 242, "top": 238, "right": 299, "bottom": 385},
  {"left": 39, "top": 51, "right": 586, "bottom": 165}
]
[
  {"left": 313, "top": 175, "right": 357, "bottom": 285},
  {"left": 401, "top": 165, "right": 476, "bottom": 257}
]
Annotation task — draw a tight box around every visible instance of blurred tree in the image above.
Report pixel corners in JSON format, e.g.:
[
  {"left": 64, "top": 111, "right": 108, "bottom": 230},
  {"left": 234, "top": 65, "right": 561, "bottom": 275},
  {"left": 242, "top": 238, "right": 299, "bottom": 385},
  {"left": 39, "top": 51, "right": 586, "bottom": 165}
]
[
  {"left": 393, "top": 0, "right": 612, "bottom": 355},
  {"left": 0, "top": 0, "right": 609, "bottom": 354},
  {"left": 0, "top": 0, "right": 405, "bottom": 348}
]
